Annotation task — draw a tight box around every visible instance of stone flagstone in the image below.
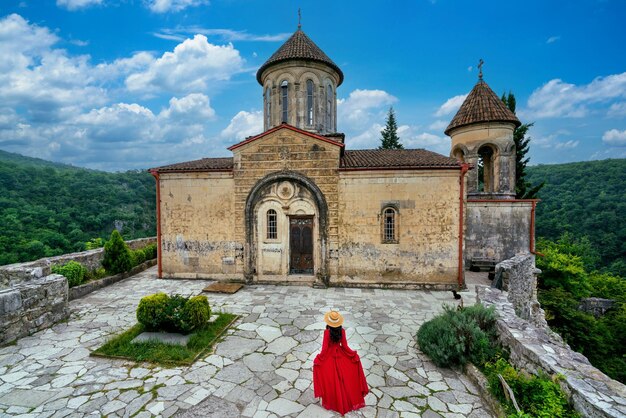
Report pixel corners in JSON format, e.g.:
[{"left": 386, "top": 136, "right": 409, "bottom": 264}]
[{"left": 0, "top": 266, "right": 495, "bottom": 417}]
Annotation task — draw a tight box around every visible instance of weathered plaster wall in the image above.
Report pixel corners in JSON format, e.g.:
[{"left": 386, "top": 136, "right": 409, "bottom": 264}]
[
  {"left": 478, "top": 285, "right": 626, "bottom": 418},
  {"left": 336, "top": 170, "right": 460, "bottom": 287},
  {"left": 159, "top": 172, "right": 239, "bottom": 279},
  {"left": 233, "top": 128, "right": 341, "bottom": 281},
  {"left": 465, "top": 200, "right": 532, "bottom": 265}
]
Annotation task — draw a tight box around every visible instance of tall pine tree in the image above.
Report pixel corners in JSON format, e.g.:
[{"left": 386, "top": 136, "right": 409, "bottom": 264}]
[
  {"left": 501, "top": 92, "right": 544, "bottom": 199},
  {"left": 379, "top": 107, "right": 403, "bottom": 149}
]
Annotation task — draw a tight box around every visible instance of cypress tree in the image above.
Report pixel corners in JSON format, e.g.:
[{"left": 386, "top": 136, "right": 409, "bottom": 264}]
[
  {"left": 379, "top": 107, "right": 403, "bottom": 149},
  {"left": 502, "top": 92, "right": 544, "bottom": 199}
]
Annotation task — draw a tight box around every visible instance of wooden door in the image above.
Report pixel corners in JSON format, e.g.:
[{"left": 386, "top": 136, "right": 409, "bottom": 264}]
[{"left": 289, "top": 217, "right": 313, "bottom": 274}]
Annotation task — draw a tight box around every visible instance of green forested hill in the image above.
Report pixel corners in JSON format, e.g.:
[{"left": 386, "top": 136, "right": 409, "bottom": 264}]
[
  {"left": 0, "top": 150, "right": 156, "bottom": 265},
  {"left": 527, "top": 158, "right": 626, "bottom": 276}
]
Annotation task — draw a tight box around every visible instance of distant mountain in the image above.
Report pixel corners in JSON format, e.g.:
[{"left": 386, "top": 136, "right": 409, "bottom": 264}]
[
  {"left": 527, "top": 158, "right": 626, "bottom": 276},
  {"left": 0, "top": 150, "right": 156, "bottom": 266}
]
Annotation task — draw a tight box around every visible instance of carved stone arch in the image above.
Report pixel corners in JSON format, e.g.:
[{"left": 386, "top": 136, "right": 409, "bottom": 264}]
[
  {"left": 245, "top": 171, "right": 329, "bottom": 282},
  {"left": 503, "top": 140, "right": 516, "bottom": 154},
  {"left": 298, "top": 71, "right": 321, "bottom": 86},
  {"left": 451, "top": 143, "right": 469, "bottom": 162}
]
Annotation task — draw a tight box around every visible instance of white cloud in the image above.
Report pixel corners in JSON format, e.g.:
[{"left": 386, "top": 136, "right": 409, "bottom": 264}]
[
  {"left": 602, "top": 129, "right": 626, "bottom": 146},
  {"left": 428, "top": 120, "right": 448, "bottom": 131},
  {"left": 546, "top": 35, "right": 561, "bottom": 44},
  {"left": 608, "top": 102, "right": 626, "bottom": 117},
  {"left": 345, "top": 123, "right": 384, "bottom": 149},
  {"left": 125, "top": 34, "right": 244, "bottom": 95},
  {"left": 337, "top": 89, "right": 397, "bottom": 129},
  {"left": 434, "top": 94, "right": 467, "bottom": 117},
  {"left": 155, "top": 27, "right": 291, "bottom": 42},
  {"left": 533, "top": 133, "right": 579, "bottom": 150},
  {"left": 345, "top": 122, "right": 450, "bottom": 155},
  {"left": 56, "top": 0, "right": 102, "bottom": 10},
  {"left": 220, "top": 110, "right": 263, "bottom": 141},
  {"left": 147, "top": 0, "right": 209, "bottom": 13},
  {"left": 525, "top": 72, "right": 626, "bottom": 118}
]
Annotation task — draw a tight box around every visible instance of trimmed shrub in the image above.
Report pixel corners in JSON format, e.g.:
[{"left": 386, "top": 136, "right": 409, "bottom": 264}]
[
  {"left": 132, "top": 248, "right": 146, "bottom": 266},
  {"left": 136, "top": 293, "right": 211, "bottom": 334},
  {"left": 85, "top": 267, "right": 107, "bottom": 282},
  {"left": 143, "top": 243, "right": 157, "bottom": 260},
  {"left": 102, "top": 230, "right": 132, "bottom": 274},
  {"left": 137, "top": 293, "right": 169, "bottom": 331},
  {"left": 416, "top": 304, "right": 497, "bottom": 368},
  {"left": 51, "top": 260, "right": 88, "bottom": 287}
]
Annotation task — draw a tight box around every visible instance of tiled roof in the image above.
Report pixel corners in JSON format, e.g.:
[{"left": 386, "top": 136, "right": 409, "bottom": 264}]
[
  {"left": 340, "top": 149, "right": 461, "bottom": 170},
  {"left": 151, "top": 157, "right": 233, "bottom": 173},
  {"left": 256, "top": 29, "right": 343, "bottom": 85},
  {"left": 445, "top": 80, "right": 521, "bottom": 135}
]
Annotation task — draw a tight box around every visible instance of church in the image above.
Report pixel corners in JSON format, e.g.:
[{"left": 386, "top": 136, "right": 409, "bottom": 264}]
[{"left": 150, "top": 27, "right": 536, "bottom": 289}]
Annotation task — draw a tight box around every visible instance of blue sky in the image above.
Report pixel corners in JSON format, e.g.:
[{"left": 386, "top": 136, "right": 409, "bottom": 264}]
[{"left": 1, "top": 0, "right": 625, "bottom": 171}]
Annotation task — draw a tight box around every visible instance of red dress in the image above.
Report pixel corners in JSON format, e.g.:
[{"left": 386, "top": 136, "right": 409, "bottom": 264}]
[{"left": 313, "top": 329, "right": 369, "bottom": 415}]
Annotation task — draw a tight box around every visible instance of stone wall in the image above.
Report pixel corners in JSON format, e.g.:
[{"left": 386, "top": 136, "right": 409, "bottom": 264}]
[
  {"left": 0, "top": 237, "right": 155, "bottom": 346},
  {"left": 465, "top": 200, "right": 532, "bottom": 266},
  {"left": 477, "top": 285, "right": 626, "bottom": 417},
  {"left": 336, "top": 169, "right": 461, "bottom": 287},
  {"left": 0, "top": 274, "right": 69, "bottom": 346},
  {"left": 0, "top": 237, "right": 155, "bottom": 289},
  {"left": 493, "top": 253, "right": 546, "bottom": 327}
]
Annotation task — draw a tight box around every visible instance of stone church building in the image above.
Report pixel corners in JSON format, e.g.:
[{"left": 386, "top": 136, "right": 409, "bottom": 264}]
[{"left": 150, "top": 28, "right": 536, "bottom": 289}]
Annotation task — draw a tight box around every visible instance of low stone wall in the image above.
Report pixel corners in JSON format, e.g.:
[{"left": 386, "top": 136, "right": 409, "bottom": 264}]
[
  {"left": 477, "top": 285, "right": 626, "bottom": 417},
  {"left": 0, "top": 236, "right": 156, "bottom": 346},
  {"left": 0, "top": 274, "right": 69, "bottom": 346},
  {"left": 0, "top": 237, "right": 156, "bottom": 289},
  {"left": 492, "top": 253, "right": 547, "bottom": 327}
]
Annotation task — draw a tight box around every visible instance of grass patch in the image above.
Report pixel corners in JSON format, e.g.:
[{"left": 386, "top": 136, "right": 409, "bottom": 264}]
[{"left": 92, "top": 313, "right": 237, "bottom": 366}]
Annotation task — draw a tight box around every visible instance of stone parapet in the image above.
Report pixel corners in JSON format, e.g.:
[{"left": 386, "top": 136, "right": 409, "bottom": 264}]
[
  {"left": 0, "top": 237, "right": 156, "bottom": 289},
  {"left": 0, "top": 274, "right": 69, "bottom": 346},
  {"left": 477, "top": 285, "right": 626, "bottom": 418}
]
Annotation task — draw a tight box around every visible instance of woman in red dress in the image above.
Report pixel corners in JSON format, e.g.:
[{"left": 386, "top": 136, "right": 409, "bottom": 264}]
[{"left": 313, "top": 311, "right": 369, "bottom": 415}]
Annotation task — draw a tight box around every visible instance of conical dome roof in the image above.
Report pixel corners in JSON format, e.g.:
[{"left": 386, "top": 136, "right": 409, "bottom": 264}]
[
  {"left": 445, "top": 80, "right": 520, "bottom": 136},
  {"left": 256, "top": 29, "right": 343, "bottom": 85}
]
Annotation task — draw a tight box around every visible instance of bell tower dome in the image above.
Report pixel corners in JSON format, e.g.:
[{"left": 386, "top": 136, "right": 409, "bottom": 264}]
[
  {"left": 445, "top": 72, "right": 521, "bottom": 199},
  {"left": 256, "top": 28, "right": 343, "bottom": 135}
]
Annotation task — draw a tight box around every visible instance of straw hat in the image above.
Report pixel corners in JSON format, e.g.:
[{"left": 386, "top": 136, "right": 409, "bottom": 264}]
[{"left": 324, "top": 310, "right": 344, "bottom": 327}]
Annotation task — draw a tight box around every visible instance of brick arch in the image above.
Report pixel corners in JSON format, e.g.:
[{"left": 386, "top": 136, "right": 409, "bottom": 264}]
[{"left": 244, "top": 171, "right": 329, "bottom": 283}]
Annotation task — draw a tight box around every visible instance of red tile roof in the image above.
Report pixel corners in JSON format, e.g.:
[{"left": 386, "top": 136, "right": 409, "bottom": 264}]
[
  {"left": 340, "top": 149, "right": 461, "bottom": 170},
  {"left": 256, "top": 29, "right": 343, "bottom": 85},
  {"left": 445, "top": 80, "right": 521, "bottom": 136},
  {"left": 151, "top": 157, "right": 233, "bottom": 173}
]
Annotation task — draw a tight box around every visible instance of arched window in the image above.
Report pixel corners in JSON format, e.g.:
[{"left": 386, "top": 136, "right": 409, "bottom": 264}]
[
  {"left": 267, "top": 209, "right": 277, "bottom": 239},
  {"left": 477, "top": 145, "right": 495, "bottom": 193},
  {"left": 306, "top": 79, "right": 314, "bottom": 126},
  {"left": 325, "top": 84, "right": 333, "bottom": 130},
  {"left": 382, "top": 207, "right": 398, "bottom": 243},
  {"left": 281, "top": 80, "right": 289, "bottom": 123},
  {"left": 265, "top": 86, "right": 271, "bottom": 129}
]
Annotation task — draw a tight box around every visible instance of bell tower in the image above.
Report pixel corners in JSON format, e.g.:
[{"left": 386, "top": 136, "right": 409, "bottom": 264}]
[
  {"left": 256, "top": 26, "right": 343, "bottom": 135},
  {"left": 445, "top": 64, "right": 520, "bottom": 199}
]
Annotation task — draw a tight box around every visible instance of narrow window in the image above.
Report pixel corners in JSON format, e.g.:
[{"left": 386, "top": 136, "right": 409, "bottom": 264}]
[
  {"left": 306, "top": 79, "right": 314, "bottom": 126},
  {"left": 383, "top": 207, "right": 397, "bottom": 243},
  {"left": 325, "top": 84, "right": 333, "bottom": 130},
  {"left": 267, "top": 209, "right": 277, "bottom": 239},
  {"left": 265, "top": 86, "right": 271, "bottom": 129},
  {"left": 281, "top": 80, "right": 288, "bottom": 123}
]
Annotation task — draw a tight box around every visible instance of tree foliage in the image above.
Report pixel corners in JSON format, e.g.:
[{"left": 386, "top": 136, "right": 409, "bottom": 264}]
[
  {"left": 501, "top": 92, "right": 544, "bottom": 199},
  {"left": 0, "top": 150, "right": 156, "bottom": 266},
  {"left": 102, "top": 229, "right": 133, "bottom": 274},
  {"left": 379, "top": 107, "right": 403, "bottom": 149},
  {"left": 527, "top": 159, "right": 626, "bottom": 276}
]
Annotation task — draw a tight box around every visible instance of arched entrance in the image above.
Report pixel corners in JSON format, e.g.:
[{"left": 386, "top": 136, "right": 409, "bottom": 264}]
[{"left": 244, "top": 171, "right": 329, "bottom": 283}]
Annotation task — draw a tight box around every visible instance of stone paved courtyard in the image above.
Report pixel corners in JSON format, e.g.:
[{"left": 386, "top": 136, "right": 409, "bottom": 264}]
[{"left": 0, "top": 267, "right": 493, "bottom": 418}]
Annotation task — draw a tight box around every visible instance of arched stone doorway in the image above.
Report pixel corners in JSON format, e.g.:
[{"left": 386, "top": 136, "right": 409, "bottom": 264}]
[{"left": 244, "top": 171, "right": 329, "bottom": 283}]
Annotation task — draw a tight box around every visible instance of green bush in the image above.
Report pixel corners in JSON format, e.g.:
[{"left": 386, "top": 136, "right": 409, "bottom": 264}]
[
  {"left": 143, "top": 243, "right": 157, "bottom": 260},
  {"left": 102, "top": 230, "right": 132, "bottom": 274},
  {"left": 51, "top": 260, "right": 88, "bottom": 287},
  {"left": 85, "top": 237, "right": 104, "bottom": 250},
  {"left": 137, "top": 293, "right": 170, "bottom": 331},
  {"left": 484, "top": 357, "right": 580, "bottom": 418},
  {"left": 130, "top": 243, "right": 157, "bottom": 267},
  {"left": 416, "top": 304, "right": 497, "bottom": 368},
  {"left": 136, "top": 293, "right": 211, "bottom": 334},
  {"left": 85, "top": 267, "right": 107, "bottom": 282}
]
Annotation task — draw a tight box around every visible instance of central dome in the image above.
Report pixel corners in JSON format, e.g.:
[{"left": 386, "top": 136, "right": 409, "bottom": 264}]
[{"left": 256, "top": 29, "right": 343, "bottom": 86}]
